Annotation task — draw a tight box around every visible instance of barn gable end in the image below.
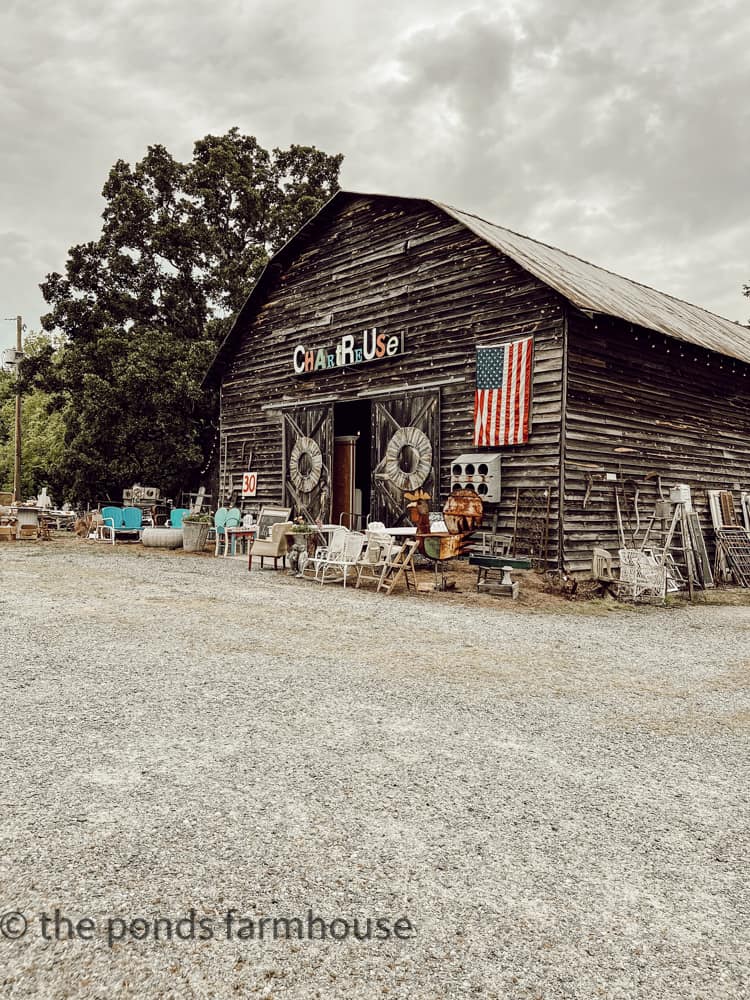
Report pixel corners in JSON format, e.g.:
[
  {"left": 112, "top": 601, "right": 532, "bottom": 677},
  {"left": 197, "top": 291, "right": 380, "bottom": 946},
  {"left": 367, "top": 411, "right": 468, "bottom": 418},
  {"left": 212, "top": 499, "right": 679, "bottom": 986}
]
[{"left": 219, "top": 194, "right": 567, "bottom": 564}]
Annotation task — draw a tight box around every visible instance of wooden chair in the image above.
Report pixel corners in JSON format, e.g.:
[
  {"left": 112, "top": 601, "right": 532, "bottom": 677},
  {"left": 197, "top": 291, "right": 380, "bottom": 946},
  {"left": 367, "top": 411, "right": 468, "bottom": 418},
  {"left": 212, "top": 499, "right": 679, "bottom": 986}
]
[
  {"left": 592, "top": 547, "right": 613, "bottom": 581},
  {"left": 377, "top": 538, "right": 419, "bottom": 595}
]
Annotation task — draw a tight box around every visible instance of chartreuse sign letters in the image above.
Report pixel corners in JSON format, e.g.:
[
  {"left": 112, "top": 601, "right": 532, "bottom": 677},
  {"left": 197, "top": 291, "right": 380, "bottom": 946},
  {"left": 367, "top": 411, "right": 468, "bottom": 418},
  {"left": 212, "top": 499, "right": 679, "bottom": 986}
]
[{"left": 293, "top": 328, "right": 405, "bottom": 375}]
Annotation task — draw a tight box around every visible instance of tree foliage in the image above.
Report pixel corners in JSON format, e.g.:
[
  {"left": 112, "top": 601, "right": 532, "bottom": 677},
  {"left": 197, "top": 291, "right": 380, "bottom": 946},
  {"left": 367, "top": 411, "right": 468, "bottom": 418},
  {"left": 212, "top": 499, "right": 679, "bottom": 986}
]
[
  {"left": 39, "top": 129, "right": 343, "bottom": 505},
  {"left": 0, "top": 332, "right": 65, "bottom": 499}
]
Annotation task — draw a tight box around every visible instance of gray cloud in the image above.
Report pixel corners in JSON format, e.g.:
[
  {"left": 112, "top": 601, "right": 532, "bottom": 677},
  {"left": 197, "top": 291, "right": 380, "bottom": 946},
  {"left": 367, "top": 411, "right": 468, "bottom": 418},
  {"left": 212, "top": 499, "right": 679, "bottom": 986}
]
[{"left": 1, "top": 0, "right": 748, "bottom": 354}]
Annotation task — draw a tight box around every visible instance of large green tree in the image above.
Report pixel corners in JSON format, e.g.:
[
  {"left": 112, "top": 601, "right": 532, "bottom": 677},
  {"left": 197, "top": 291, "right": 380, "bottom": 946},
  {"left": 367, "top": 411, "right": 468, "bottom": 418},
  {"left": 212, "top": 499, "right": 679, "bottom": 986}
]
[{"left": 39, "top": 129, "right": 343, "bottom": 505}]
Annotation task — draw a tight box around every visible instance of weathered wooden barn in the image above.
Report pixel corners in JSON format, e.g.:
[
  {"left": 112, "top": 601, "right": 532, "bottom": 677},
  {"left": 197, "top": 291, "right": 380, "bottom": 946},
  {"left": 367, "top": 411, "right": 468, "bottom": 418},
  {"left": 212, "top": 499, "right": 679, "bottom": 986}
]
[{"left": 204, "top": 191, "right": 750, "bottom": 573}]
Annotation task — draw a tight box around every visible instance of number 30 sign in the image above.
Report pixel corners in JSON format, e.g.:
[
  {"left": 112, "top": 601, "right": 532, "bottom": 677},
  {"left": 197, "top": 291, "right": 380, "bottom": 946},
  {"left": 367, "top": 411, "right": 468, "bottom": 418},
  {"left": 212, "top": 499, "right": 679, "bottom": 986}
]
[{"left": 242, "top": 471, "right": 258, "bottom": 497}]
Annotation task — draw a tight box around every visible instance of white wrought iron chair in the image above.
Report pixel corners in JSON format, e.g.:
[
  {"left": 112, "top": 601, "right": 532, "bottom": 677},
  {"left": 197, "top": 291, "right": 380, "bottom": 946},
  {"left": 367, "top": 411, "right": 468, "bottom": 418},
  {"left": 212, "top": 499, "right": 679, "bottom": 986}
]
[
  {"left": 303, "top": 526, "right": 349, "bottom": 582},
  {"left": 306, "top": 528, "right": 367, "bottom": 587},
  {"left": 334, "top": 530, "right": 367, "bottom": 588},
  {"left": 355, "top": 531, "right": 395, "bottom": 588}
]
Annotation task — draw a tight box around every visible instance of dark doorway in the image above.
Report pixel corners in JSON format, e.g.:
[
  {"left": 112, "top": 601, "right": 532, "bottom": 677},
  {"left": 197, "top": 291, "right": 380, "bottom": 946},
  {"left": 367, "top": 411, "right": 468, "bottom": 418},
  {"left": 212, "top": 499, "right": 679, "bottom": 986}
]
[{"left": 333, "top": 400, "right": 372, "bottom": 526}]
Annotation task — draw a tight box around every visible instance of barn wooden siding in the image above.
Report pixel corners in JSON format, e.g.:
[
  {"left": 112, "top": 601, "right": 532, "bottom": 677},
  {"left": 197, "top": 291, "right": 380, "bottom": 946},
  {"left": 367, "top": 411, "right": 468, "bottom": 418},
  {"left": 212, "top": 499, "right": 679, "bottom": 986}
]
[
  {"left": 220, "top": 196, "right": 567, "bottom": 564},
  {"left": 562, "top": 308, "right": 750, "bottom": 573}
]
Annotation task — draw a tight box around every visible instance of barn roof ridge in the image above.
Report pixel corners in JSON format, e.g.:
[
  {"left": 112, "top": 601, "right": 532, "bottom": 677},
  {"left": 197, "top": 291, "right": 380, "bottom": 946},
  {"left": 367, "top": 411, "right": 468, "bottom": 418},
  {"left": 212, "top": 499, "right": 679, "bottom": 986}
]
[
  {"left": 203, "top": 189, "right": 750, "bottom": 385},
  {"left": 430, "top": 198, "right": 750, "bottom": 363},
  {"left": 433, "top": 199, "right": 735, "bottom": 321}
]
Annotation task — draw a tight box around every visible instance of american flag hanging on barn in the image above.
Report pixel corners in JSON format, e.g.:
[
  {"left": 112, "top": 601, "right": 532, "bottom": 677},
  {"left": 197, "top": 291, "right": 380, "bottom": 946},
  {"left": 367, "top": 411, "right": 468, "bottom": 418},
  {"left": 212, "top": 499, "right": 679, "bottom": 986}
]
[{"left": 473, "top": 337, "right": 533, "bottom": 447}]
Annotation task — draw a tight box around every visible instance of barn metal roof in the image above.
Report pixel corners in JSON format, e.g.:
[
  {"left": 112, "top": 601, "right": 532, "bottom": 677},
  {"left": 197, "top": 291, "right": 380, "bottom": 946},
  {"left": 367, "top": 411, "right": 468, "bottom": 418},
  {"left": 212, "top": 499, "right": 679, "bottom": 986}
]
[
  {"left": 436, "top": 201, "right": 750, "bottom": 365},
  {"left": 204, "top": 191, "right": 750, "bottom": 385}
]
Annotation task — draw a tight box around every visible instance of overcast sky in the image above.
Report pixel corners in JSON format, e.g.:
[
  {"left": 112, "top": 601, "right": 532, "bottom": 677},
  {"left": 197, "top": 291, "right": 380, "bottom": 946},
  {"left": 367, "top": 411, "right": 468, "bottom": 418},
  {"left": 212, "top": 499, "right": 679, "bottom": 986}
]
[{"left": 2, "top": 0, "right": 748, "bottom": 353}]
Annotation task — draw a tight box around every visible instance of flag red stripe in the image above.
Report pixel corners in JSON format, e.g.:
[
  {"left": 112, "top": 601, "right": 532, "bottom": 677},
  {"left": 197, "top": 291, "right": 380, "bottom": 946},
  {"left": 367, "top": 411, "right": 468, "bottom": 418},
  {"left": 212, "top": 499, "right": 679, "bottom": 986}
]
[
  {"left": 502, "top": 344, "right": 516, "bottom": 444},
  {"left": 513, "top": 340, "right": 523, "bottom": 444}
]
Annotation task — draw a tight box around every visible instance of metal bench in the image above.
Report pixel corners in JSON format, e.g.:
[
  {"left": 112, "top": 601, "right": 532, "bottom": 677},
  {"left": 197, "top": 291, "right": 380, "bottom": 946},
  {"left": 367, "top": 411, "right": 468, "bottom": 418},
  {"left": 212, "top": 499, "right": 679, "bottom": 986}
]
[{"left": 468, "top": 554, "right": 531, "bottom": 597}]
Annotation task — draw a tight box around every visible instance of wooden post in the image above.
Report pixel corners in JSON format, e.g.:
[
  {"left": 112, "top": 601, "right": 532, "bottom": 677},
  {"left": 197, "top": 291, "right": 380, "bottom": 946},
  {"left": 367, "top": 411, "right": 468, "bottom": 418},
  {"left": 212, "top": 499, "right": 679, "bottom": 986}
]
[
  {"left": 680, "top": 506, "right": 696, "bottom": 602},
  {"left": 13, "top": 316, "right": 22, "bottom": 503}
]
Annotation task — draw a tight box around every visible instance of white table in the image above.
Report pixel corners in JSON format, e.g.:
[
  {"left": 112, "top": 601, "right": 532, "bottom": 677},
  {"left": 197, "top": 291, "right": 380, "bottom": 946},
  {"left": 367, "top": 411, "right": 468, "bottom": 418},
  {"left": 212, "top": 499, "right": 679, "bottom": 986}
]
[
  {"left": 380, "top": 526, "right": 417, "bottom": 537},
  {"left": 310, "top": 524, "right": 342, "bottom": 545}
]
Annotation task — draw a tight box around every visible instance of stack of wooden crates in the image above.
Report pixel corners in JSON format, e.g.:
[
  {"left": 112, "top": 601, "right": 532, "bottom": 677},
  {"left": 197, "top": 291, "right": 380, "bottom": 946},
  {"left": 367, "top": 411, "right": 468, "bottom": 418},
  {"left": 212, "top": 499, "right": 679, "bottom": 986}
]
[{"left": 0, "top": 491, "right": 18, "bottom": 541}]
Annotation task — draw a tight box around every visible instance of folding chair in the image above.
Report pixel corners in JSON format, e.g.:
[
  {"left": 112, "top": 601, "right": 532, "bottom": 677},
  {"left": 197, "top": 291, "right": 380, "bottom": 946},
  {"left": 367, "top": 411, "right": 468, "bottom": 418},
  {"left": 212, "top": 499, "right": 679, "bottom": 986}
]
[{"left": 377, "top": 538, "right": 419, "bottom": 595}]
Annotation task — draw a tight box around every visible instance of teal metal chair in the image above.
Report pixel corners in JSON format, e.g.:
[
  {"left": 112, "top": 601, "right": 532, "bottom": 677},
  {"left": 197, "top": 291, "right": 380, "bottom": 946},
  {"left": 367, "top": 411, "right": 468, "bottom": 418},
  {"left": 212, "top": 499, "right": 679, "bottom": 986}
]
[
  {"left": 213, "top": 506, "right": 241, "bottom": 555},
  {"left": 98, "top": 506, "right": 141, "bottom": 544},
  {"left": 121, "top": 507, "right": 143, "bottom": 531},
  {"left": 99, "top": 506, "right": 123, "bottom": 545},
  {"left": 169, "top": 508, "right": 190, "bottom": 529}
]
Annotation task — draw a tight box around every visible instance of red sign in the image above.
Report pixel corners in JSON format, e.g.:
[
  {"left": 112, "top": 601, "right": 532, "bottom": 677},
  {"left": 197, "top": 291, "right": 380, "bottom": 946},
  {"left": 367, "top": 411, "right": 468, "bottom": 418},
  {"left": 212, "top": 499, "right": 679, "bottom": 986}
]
[{"left": 242, "top": 471, "right": 258, "bottom": 497}]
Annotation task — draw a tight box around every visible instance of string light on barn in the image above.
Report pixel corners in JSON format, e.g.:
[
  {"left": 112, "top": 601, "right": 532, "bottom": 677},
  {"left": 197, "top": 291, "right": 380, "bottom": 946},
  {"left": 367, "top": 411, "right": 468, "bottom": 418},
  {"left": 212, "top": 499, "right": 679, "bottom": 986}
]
[{"left": 200, "top": 428, "right": 220, "bottom": 475}]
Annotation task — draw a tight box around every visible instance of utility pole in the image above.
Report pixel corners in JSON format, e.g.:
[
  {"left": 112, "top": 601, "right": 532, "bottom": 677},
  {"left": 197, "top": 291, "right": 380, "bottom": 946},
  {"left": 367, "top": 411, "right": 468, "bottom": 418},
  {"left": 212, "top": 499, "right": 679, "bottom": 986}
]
[
  {"left": 14, "top": 315, "right": 22, "bottom": 503},
  {"left": 3, "top": 315, "right": 24, "bottom": 502}
]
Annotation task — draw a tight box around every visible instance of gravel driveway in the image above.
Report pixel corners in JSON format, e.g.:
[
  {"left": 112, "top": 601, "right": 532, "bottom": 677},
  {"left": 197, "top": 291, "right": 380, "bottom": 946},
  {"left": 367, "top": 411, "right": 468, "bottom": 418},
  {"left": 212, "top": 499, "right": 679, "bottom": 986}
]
[{"left": 1, "top": 540, "right": 748, "bottom": 999}]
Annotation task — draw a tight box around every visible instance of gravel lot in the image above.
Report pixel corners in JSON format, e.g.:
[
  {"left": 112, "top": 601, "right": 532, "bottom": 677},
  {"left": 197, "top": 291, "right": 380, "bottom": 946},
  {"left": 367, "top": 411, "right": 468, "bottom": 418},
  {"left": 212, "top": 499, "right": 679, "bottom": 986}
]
[{"left": 1, "top": 539, "right": 748, "bottom": 999}]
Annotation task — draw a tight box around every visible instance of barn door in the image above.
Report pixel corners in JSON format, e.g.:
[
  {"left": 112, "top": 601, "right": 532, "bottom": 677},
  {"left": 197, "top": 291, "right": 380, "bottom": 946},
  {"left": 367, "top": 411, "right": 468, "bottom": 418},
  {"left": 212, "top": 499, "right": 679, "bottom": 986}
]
[
  {"left": 371, "top": 391, "right": 440, "bottom": 524},
  {"left": 283, "top": 405, "right": 334, "bottom": 523}
]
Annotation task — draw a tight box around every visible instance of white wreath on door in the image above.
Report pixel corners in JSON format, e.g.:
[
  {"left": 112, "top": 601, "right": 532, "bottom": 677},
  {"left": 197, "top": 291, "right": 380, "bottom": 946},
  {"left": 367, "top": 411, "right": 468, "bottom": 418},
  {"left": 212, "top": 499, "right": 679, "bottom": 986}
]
[
  {"left": 289, "top": 436, "right": 323, "bottom": 494},
  {"left": 384, "top": 426, "right": 433, "bottom": 491}
]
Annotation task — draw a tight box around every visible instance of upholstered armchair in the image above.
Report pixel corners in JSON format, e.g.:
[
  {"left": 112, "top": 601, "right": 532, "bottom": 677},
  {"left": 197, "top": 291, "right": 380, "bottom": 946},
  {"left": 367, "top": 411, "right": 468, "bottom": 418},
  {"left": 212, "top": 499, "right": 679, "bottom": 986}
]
[{"left": 248, "top": 520, "right": 293, "bottom": 570}]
